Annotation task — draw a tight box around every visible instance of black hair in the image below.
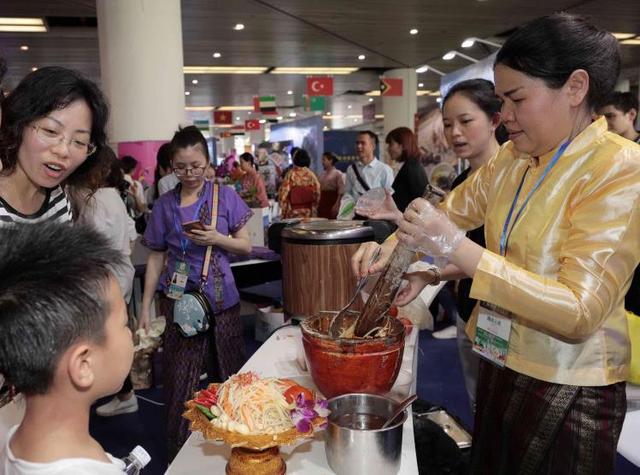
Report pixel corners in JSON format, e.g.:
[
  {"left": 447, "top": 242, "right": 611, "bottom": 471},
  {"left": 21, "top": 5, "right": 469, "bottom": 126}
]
[
  {"left": 599, "top": 91, "right": 639, "bottom": 114},
  {"left": 444, "top": 79, "right": 509, "bottom": 144},
  {"left": 495, "top": 13, "right": 620, "bottom": 110},
  {"left": 323, "top": 152, "right": 338, "bottom": 166},
  {"left": 292, "top": 148, "right": 311, "bottom": 168},
  {"left": 0, "top": 223, "right": 124, "bottom": 395},
  {"left": 119, "top": 155, "right": 138, "bottom": 174},
  {"left": 0, "top": 57, "right": 6, "bottom": 100},
  {"left": 170, "top": 125, "right": 210, "bottom": 162},
  {"left": 239, "top": 152, "right": 258, "bottom": 170},
  {"left": 358, "top": 130, "right": 379, "bottom": 147},
  {"left": 0, "top": 66, "right": 110, "bottom": 188},
  {"left": 153, "top": 142, "right": 172, "bottom": 200}
]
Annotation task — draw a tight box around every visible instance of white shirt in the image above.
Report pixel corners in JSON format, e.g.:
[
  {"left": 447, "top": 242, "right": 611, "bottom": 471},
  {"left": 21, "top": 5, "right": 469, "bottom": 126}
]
[
  {"left": 343, "top": 157, "right": 394, "bottom": 201},
  {"left": 157, "top": 173, "right": 180, "bottom": 196},
  {"left": 1, "top": 426, "right": 125, "bottom": 475},
  {"left": 77, "top": 188, "right": 137, "bottom": 303}
]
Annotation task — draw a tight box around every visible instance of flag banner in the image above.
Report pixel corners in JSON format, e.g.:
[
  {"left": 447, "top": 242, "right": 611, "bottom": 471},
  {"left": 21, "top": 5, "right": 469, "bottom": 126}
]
[
  {"left": 259, "top": 95, "right": 277, "bottom": 115},
  {"left": 305, "top": 95, "right": 325, "bottom": 112},
  {"left": 213, "top": 110, "right": 232, "bottom": 124},
  {"left": 306, "top": 76, "right": 333, "bottom": 96},
  {"left": 245, "top": 119, "right": 260, "bottom": 131},
  {"left": 380, "top": 77, "right": 403, "bottom": 96},
  {"left": 194, "top": 119, "right": 210, "bottom": 131}
]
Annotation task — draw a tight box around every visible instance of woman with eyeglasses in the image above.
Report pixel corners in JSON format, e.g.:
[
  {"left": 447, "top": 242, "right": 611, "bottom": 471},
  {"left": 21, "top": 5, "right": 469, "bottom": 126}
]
[
  {"left": 353, "top": 14, "right": 640, "bottom": 473},
  {"left": 0, "top": 66, "right": 109, "bottom": 226},
  {"left": 139, "top": 125, "right": 252, "bottom": 458}
]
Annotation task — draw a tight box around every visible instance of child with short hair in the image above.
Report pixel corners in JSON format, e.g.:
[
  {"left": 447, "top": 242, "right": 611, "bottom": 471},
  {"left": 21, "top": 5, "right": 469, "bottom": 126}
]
[{"left": 0, "top": 222, "right": 134, "bottom": 474}]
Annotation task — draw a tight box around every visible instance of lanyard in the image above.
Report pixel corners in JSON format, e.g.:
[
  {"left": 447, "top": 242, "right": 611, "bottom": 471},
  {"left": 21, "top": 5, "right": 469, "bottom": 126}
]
[
  {"left": 499, "top": 141, "right": 570, "bottom": 256},
  {"left": 172, "top": 184, "right": 206, "bottom": 258}
]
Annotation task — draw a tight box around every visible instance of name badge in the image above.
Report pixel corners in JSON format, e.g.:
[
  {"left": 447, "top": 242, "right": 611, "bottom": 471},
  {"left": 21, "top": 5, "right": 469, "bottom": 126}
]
[
  {"left": 167, "top": 261, "right": 190, "bottom": 300},
  {"left": 473, "top": 302, "right": 512, "bottom": 367}
]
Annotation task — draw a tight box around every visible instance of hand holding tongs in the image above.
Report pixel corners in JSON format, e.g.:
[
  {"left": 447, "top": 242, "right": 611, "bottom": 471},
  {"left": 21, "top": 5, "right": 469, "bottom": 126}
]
[{"left": 328, "top": 247, "right": 382, "bottom": 338}]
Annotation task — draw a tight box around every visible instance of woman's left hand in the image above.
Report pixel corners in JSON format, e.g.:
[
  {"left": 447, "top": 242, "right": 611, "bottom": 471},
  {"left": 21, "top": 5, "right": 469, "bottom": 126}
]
[
  {"left": 397, "top": 198, "right": 465, "bottom": 258},
  {"left": 185, "top": 224, "right": 223, "bottom": 247}
]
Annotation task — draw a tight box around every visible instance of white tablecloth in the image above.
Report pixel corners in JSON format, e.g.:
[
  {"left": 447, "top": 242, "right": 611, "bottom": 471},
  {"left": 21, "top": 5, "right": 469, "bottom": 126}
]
[{"left": 167, "top": 325, "right": 420, "bottom": 474}]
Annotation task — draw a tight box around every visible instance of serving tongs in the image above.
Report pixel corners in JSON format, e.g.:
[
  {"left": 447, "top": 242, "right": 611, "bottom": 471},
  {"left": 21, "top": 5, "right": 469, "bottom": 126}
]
[{"left": 328, "top": 247, "right": 382, "bottom": 338}]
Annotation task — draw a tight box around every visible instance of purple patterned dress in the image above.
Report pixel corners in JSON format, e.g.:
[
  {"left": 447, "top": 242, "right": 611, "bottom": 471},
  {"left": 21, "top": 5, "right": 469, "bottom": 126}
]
[{"left": 143, "top": 181, "right": 252, "bottom": 455}]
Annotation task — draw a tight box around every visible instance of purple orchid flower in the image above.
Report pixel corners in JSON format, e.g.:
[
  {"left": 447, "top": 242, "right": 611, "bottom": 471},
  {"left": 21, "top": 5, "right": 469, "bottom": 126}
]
[{"left": 290, "top": 393, "right": 330, "bottom": 433}]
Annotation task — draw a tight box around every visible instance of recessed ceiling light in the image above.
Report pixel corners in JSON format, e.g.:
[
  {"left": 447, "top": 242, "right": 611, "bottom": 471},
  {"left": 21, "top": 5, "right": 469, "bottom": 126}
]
[
  {"left": 327, "top": 112, "right": 332, "bottom": 116},
  {"left": 418, "top": 83, "right": 424, "bottom": 87},
  {"left": 234, "top": 23, "right": 245, "bottom": 31},
  {"left": 184, "top": 91, "right": 190, "bottom": 96},
  {"left": 31, "top": 66, "right": 38, "bottom": 71},
  {"left": 354, "top": 118, "right": 358, "bottom": 122},
  {"left": 347, "top": 105, "right": 352, "bottom": 109},
  {"left": 289, "top": 112, "right": 297, "bottom": 118},
  {"left": 248, "top": 111, "right": 252, "bottom": 115},
  {"left": 191, "top": 79, "right": 198, "bottom": 84},
  {"left": 323, "top": 126, "right": 329, "bottom": 130},
  {"left": 20, "top": 45, "right": 29, "bottom": 51},
  {"left": 277, "top": 116, "right": 283, "bottom": 120},
  {"left": 184, "top": 66, "right": 267, "bottom": 74},
  {"left": 287, "top": 90, "right": 293, "bottom": 95},
  {"left": 259, "top": 119, "right": 266, "bottom": 124},
  {"left": 212, "top": 52, "right": 222, "bottom": 58},
  {"left": 368, "top": 98, "right": 374, "bottom": 102},
  {"left": 436, "top": 97, "right": 443, "bottom": 103},
  {"left": 271, "top": 67, "right": 358, "bottom": 75},
  {"left": 358, "top": 54, "right": 366, "bottom": 60},
  {"left": 235, "top": 116, "right": 240, "bottom": 120},
  {"left": 409, "top": 28, "right": 418, "bottom": 35}
]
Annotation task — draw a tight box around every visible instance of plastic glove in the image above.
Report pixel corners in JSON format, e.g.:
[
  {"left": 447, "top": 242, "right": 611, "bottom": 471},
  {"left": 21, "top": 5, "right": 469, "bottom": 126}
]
[
  {"left": 355, "top": 188, "right": 403, "bottom": 224},
  {"left": 397, "top": 198, "right": 465, "bottom": 258}
]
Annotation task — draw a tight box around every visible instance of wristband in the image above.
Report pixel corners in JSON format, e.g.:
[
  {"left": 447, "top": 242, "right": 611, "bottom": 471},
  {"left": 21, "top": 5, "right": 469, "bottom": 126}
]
[{"left": 429, "top": 266, "right": 441, "bottom": 286}]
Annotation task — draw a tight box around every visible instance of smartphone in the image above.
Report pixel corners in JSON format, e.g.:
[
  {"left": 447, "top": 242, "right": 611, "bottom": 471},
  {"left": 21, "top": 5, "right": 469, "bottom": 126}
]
[{"left": 181, "top": 220, "right": 206, "bottom": 232}]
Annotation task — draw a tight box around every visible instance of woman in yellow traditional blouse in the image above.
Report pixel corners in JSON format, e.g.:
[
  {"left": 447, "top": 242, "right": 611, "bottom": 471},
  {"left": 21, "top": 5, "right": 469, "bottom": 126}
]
[{"left": 353, "top": 13, "right": 640, "bottom": 474}]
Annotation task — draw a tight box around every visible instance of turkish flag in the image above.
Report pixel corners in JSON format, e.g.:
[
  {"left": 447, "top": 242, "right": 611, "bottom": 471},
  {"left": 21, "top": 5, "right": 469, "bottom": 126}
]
[
  {"left": 213, "top": 110, "right": 232, "bottom": 124},
  {"left": 380, "top": 77, "right": 403, "bottom": 96},
  {"left": 245, "top": 119, "right": 260, "bottom": 131},
  {"left": 307, "top": 76, "right": 333, "bottom": 96}
]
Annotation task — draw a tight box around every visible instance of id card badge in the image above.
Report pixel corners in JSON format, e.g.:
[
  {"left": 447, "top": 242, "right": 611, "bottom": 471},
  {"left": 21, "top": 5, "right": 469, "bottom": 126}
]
[
  {"left": 473, "top": 302, "right": 512, "bottom": 367},
  {"left": 167, "top": 261, "right": 190, "bottom": 300}
]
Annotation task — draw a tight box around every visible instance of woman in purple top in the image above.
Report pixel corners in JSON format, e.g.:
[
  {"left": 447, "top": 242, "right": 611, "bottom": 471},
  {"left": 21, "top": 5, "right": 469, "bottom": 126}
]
[{"left": 139, "top": 126, "right": 252, "bottom": 456}]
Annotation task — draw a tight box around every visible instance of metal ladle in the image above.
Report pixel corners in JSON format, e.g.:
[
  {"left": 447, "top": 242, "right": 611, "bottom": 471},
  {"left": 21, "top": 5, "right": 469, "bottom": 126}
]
[{"left": 381, "top": 394, "right": 417, "bottom": 429}]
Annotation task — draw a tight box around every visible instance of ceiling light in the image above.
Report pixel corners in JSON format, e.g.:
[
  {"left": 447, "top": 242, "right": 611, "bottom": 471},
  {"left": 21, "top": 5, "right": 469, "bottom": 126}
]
[
  {"left": 20, "top": 45, "right": 29, "bottom": 51},
  {"left": 442, "top": 50, "right": 478, "bottom": 62},
  {"left": 234, "top": 23, "right": 245, "bottom": 31},
  {"left": 323, "top": 126, "right": 329, "bottom": 131},
  {"left": 621, "top": 38, "right": 640, "bottom": 45},
  {"left": 287, "top": 90, "right": 293, "bottom": 95},
  {"left": 347, "top": 105, "right": 352, "bottom": 109},
  {"left": 235, "top": 116, "right": 240, "bottom": 120},
  {"left": 212, "top": 52, "right": 222, "bottom": 58},
  {"left": 612, "top": 32, "right": 636, "bottom": 40},
  {"left": 409, "top": 28, "right": 418, "bottom": 35},
  {"left": 375, "top": 114, "right": 384, "bottom": 119},
  {"left": 248, "top": 111, "right": 252, "bottom": 115},
  {"left": 354, "top": 118, "right": 358, "bottom": 122},
  {"left": 270, "top": 67, "right": 358, "bottom": 75},
  {"left": 415, "top": 64, "right": 445, "bottom": 76},
  {"left": 326, "top": 112, "right": 332, "bottom": 116},
  {"left": 216, "top": 106, "right": 254, "bottom": 111},
  {"left": 185, "top": 106, "right": 214, "bottom": 111},
  {"left": 0, "top": 17, "right": 47, "bottom": 32},
  {"left": 366, "top": 90, "right": 381, "bottom": 96},
  {"left": 418, "top": 82, "right": 424, "bottom": 87},
  {"left": 289, "top": 112, "right": 297, "bottom": 118},
  {"left": 259, "top": 119, "right": 267, "bottom": 124},
  {"left": 31, "top": 66, "right": 38, "bottom": 71},
  {"left": 191, "top": 79, "right": 198, "bottom": 84},
  {"left": 436, "top": 98, "right": 443, "bottom": 103},
  {"left": 184, "top": 91, "right": 190, "bottom": 96},
  {"left": 184, "top": 66, "right": 268, "bottom": 74},
  {"left": 358, "top": 54, "right": 366, "bottom": 60},
  {"left": 346, "top": 115, "right": 362, "bottom": 119},
  {"left": 461, "top": 37, "right": 501, "bottom": 48},
  {"left": 322, "top": 115, "right": 343, "bottom": 119},
  {"left": 277, "top": 116, "right": 283, "bottom": 120},
  {"left": 368, "top": 98, "right": 374, "bottom": 102}
]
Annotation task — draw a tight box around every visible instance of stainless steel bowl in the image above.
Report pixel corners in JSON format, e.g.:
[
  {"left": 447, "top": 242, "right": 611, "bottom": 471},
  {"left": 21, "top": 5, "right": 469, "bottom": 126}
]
[{"left": 325, "top": 393, "right": 407, "bottom": 475}]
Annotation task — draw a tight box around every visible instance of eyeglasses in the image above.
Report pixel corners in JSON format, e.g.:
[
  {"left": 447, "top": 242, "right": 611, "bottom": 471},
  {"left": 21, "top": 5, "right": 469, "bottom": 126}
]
[
  {"left": 173, "top": 166, "right": 207, "bottom": 177},
  {"left": 31, "top": 125, "right": 96, "bottom": 156}
]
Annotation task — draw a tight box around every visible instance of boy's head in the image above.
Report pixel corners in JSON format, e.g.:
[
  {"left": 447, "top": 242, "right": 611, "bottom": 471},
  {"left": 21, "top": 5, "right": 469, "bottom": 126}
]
[
  {"left": 597, "top": 92, "right": 639, "bottom": 140},
  {"left": 0, "top": 223, "right": 133, "bottom": 400}
]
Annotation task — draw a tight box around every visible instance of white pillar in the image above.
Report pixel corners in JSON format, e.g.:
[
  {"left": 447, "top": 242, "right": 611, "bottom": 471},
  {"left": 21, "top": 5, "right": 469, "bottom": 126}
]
[
  {"left": 383, "top": 68, "right": 417, "bottom": 142},
  {"left": 97, "top": 0, "right": 185, "bottom": 143}
]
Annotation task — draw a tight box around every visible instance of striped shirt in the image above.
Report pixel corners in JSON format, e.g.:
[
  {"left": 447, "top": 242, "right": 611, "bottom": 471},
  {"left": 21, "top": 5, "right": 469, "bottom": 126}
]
[{"left": 0, "top": 186, "right": 73, "bottom": 226}]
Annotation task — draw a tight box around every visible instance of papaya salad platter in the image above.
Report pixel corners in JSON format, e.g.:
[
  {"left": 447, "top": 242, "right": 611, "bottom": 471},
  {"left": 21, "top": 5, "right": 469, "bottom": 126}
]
[{"left": 183, "top": 372, "right": 329, "bottom": 450}]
